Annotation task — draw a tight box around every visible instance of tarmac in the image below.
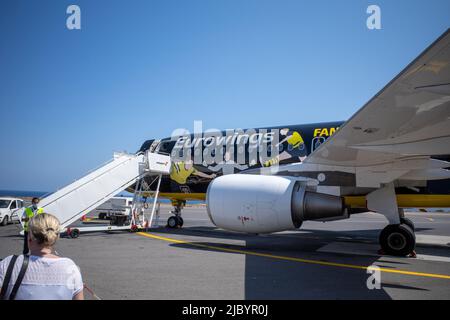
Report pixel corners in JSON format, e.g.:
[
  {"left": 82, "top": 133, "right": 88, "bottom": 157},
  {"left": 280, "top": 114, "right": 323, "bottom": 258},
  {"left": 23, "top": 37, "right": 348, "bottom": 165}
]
[{"left": 0, "top": 205, "right": 449, "bottom": 300}]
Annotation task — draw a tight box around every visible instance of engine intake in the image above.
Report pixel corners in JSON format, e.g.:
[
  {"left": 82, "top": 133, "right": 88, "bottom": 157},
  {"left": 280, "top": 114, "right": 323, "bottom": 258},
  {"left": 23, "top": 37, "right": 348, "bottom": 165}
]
[{"left": 206, "top": 174, "right": 346, "bottom": 233}]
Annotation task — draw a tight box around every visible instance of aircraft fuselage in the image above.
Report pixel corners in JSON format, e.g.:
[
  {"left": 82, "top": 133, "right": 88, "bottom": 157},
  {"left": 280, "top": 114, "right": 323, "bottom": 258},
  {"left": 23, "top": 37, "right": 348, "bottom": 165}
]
[{"left": 133, "top": 121, "right": 450, "bottom": 206}]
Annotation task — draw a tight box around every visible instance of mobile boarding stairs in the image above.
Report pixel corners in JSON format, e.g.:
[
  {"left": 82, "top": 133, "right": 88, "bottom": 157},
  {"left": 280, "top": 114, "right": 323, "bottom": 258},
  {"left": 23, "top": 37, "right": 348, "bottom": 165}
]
[{"left": 20, "top": 151, "right": 171, "bottom": 238}]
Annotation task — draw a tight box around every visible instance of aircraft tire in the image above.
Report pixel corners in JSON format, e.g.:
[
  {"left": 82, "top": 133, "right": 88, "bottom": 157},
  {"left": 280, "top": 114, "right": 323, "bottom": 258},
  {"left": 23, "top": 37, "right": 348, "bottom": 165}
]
[
  {"left": 167, "top": 216, "right": 178, "bottom": 228},
  {"left": 177, "top": 216, "right": 184, "bottom": 228},
  {"left": 379, "top": 224, "right": 415, "bottom": 256},
  {"left": 400, "top": 217, "right": 415, "bottom": 232}
]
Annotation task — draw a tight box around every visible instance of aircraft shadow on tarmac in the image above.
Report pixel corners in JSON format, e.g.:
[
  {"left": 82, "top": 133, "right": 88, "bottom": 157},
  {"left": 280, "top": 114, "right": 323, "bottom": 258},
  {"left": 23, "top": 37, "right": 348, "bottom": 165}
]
[
  {"left": 0, "top": 224, "right": 439, "bottom": 298},
  {"left": 151, "top": 226, "right": 432, "bottom": 299}
]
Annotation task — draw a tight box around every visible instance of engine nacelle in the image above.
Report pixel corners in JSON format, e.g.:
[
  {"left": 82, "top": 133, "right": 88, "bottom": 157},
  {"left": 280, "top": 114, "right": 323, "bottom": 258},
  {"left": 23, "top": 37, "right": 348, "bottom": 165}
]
[{"left": 206, "top": 174, "right": 346, "bottom": 233}]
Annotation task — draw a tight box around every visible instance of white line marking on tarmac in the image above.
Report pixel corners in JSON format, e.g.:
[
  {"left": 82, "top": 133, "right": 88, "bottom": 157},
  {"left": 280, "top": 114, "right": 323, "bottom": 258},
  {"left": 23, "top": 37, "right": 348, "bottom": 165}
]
[
  {"left": 317, "top": 242, "right": 450, "bottom": 263},
  {"left": 415, "top": 235, "right": 450, "bottom": 247}
]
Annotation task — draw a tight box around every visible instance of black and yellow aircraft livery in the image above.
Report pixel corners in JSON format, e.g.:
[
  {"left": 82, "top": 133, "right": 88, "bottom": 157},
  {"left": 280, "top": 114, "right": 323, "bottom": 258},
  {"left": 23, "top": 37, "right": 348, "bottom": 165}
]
[
  {"left": 126, "top": 30, "right": 450, "bottom": 257},
  {"left": 131, "top": 121, "right": 450, "bottom": 205}
]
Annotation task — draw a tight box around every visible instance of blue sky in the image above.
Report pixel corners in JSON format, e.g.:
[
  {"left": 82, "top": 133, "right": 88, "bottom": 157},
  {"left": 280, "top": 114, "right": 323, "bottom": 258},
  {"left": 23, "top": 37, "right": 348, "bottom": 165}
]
[{"left": 0, "top": 0, "right": 449, "bottom": 191}]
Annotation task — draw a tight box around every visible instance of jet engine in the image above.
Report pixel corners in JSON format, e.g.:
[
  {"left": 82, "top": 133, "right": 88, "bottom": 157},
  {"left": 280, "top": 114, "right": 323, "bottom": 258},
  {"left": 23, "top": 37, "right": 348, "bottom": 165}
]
[{"left": 206, "top": 174, "right": 347, "bottom": 233}]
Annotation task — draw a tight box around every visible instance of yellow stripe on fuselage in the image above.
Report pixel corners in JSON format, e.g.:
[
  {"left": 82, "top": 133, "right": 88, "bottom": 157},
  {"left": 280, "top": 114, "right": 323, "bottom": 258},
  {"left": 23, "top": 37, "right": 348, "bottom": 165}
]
[
  {"left": 147, "top": 192, "right": 207, "bottom": 201},
  {"left": 145, "top": 192, "right": 450, "bottom": 209},
  {"left": 344, "top": 194, "right": 450, "bottom": 209}
]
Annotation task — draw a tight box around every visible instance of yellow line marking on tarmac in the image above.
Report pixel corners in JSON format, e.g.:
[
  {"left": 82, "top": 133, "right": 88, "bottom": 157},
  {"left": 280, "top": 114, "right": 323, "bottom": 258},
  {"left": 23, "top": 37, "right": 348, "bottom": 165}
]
[{"left": 136, "top": 232, "right": 450, "bottom": 280}]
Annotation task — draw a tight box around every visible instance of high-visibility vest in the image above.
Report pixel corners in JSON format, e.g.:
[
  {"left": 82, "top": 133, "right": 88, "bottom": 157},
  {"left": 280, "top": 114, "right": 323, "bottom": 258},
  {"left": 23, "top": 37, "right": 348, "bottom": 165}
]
[{"left": 23, "top": 207, "right": 44, "bottom": 231}]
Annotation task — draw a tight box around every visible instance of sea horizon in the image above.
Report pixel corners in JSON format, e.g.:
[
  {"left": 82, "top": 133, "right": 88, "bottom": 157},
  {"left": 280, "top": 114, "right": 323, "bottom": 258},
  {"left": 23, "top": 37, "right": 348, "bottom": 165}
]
[
  {"left": 0, "top": 189, "right": 50, "bottom": 198},
  {"left": 0, "top": 189, "right": 203, "bottom": 204}
]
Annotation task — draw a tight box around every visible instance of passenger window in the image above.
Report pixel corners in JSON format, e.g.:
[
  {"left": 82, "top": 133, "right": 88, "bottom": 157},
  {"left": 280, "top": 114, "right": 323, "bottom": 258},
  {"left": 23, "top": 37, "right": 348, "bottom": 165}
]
[
  {"left": 10, "top": 201, "right": 17, "bottom": 209},
  {"left": 18, "top": 201, "right": 23, "bottom": 208}
]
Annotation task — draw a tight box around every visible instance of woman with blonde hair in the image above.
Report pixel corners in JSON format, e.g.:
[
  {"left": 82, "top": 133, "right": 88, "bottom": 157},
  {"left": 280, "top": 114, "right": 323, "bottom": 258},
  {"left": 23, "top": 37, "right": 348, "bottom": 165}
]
[{"left": 0, "top": 213, "right": 84, "bottom": 300}]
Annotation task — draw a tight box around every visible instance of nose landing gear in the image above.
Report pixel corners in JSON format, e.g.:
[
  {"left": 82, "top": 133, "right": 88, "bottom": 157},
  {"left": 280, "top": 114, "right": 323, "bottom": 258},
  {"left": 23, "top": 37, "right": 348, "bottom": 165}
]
[
  {"left": 167, "top": 215, "right": 183, "bottom": 228},
  {"left": 167, "top": 200, "right": 185, "bottom": 228}
]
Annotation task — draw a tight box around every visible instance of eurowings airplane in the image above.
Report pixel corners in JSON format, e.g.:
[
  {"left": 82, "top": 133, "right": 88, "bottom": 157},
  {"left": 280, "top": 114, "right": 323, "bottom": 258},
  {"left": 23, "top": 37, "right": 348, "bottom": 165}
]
[{"left": 131, "top": 29, "right": 450, "bottom": 257}]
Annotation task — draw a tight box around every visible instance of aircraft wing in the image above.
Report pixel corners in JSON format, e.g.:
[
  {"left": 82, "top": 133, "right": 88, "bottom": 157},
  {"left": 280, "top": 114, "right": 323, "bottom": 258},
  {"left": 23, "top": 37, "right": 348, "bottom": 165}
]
[{"left": 300, "top": 29, "right": 450, "bottom": 187}]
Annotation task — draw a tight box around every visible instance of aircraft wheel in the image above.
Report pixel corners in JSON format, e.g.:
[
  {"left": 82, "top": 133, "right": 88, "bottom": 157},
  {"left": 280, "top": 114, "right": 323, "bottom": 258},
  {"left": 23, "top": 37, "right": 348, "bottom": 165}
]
[
  {"left": 379, "top": 224, "right": 415, "bottom": 256},
  {"left": 167, "top": 216, "right": 178, "bottom": 228},
  {"left": 177, "top": 216, "right": 184, "bottom": 228},
  {"left": 400, "top": 217, "right": 415, "bottom": 232},
  {"left": 70, "top": 229, "right": 80, "bottom": 239}
]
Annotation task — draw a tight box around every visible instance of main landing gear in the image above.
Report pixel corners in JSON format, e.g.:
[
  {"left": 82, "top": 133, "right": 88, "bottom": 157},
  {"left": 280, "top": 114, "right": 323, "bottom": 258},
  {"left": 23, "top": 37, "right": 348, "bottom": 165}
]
[
  {"left": 367, "top": 183, "right": 416, "bottom": 257},
  {"left": 379, "top": 223, "right": 416, "bottom": 257},
  {"left": 167, "top": 200, "right": 185, "bottom": 228}
]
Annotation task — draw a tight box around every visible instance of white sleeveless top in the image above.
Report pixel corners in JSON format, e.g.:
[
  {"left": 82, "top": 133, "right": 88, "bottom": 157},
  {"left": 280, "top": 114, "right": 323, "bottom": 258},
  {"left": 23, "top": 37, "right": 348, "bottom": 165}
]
[{"left": 0, "top": 255, "right": 83, "bottom": 300}]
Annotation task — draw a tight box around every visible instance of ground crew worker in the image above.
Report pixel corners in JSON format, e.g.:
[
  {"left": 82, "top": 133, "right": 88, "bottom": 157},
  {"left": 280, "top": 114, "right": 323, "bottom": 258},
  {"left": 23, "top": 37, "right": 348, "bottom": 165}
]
[{"left": 21, "top": 197, "right": 44, "bottom": 255}]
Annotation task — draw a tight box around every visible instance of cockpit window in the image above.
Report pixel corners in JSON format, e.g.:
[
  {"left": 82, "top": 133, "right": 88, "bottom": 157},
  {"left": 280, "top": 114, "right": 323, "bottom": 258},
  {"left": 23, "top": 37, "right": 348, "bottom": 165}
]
[
  {"left": 0, "top": 200, "right": 11, "bottom": 208},
  {"left": 159, "top": 140, "right": 176, "bottom": 155},
  {"left": 138, "top": 140, "right": 154, "bottom": 153}
]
